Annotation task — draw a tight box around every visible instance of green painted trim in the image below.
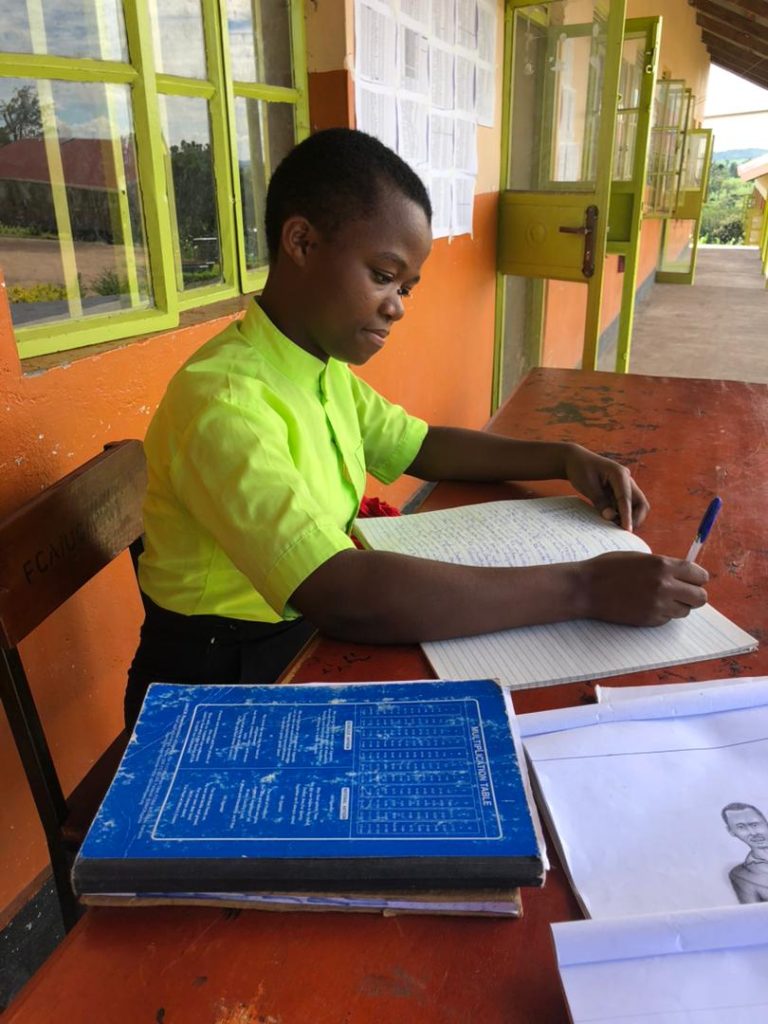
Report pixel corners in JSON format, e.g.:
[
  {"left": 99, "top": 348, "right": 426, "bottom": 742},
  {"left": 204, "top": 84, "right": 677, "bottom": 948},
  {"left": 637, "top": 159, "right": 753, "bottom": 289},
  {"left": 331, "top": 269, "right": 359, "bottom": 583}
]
[
  {"left": 120, "top": 0, "right": 178, "bottom": 322},
  {"left": 0, "top": 53, "right": 137, "bottom": 84},
  {"left": 15, "top": 307, "right": 169, "bottom": 359},
  {"left": 156, "top": 73, "right": 215, "bottom": 99},
  {"left": 202, "top": 0, "right": 238, "bottom": 296},
  {"left": 233, "top": 82, "right": 301, "bottom": 103},
  {"left": 611, "top": 15, "right": 661, "bottom": 372},
  {"left": 581, "top": 0, "right": 628, "bottom": 369},
  {"left": 491, "top": 2, "right": 516, "bottom": 411},
  {"left": 177, "top": 282, "right": 238, "bottom": 311},
  {"left": 290, "top": 0, "right": 311, "bottom": 140}
]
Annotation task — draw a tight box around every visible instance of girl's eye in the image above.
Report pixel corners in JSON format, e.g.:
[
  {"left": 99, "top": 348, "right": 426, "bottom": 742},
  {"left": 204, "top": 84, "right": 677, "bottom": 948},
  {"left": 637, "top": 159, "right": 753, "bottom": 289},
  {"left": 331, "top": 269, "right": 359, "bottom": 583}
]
[
  {"left": 372, "top": 270, "right": 393, "bottom": 285},
  {"left": 397, "top": 286, "right": 412, "bottom": 299}
]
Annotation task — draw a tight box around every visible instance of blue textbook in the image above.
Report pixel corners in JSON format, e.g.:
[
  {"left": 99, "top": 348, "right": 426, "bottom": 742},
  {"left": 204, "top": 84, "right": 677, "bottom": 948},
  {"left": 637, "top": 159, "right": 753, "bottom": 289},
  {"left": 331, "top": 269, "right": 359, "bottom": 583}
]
[{"left": 72, "top": 678, "right": 546, "bottom": 895}]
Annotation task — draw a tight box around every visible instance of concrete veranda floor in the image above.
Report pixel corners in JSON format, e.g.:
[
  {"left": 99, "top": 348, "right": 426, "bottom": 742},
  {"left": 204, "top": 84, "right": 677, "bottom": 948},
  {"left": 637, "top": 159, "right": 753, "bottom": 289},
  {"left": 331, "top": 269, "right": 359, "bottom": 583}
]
[{"left": 608, "top": 246, "right": 768, "bottom": 382}]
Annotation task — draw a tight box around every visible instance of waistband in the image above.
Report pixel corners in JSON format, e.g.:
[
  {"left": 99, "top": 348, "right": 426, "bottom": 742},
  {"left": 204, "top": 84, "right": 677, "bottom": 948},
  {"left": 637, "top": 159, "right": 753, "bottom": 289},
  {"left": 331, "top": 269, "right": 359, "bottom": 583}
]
[{"left": 140, "top": 592, "right": 299, "bottom": 642}]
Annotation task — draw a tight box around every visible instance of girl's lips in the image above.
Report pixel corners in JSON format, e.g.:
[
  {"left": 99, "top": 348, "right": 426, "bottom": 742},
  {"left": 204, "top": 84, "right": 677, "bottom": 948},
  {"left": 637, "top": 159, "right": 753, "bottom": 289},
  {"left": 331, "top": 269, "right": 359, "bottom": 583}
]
[{"left": 362, "top": 329, "right": 388, "bottom": 348}]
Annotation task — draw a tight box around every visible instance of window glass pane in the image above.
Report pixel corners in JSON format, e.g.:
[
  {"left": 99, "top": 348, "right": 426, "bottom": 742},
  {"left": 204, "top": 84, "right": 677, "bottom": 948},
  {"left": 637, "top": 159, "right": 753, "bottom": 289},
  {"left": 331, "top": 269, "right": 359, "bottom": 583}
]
[
  {"left": 227, "top": 0, "right": 293, "bottom": 87},
  {"left": 235, "top": 99, "right": 295, "bottom": 269},
  {"left": 0, "top": 0, "right": 127, "bottom": 62},
  {"left": 0, "top": 78, "right": 152, "bottom": 329},
  {"left": 508, "top": 2, "right": 606, "bottom": 191},
  {"left": 147, "top": 0, "right": 207, "bottom": 79},
  {"left": 613, "top": 35, "right": 644, "bottom": 181},
  {"left": 159, "top": 95, "right": 222, "bottom": 291}
]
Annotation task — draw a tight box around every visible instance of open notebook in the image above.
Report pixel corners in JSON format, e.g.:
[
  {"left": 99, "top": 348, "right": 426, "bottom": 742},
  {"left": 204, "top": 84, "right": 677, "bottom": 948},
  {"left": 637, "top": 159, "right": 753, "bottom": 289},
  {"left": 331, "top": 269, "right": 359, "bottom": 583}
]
[{"left": 352, "top": 497, "right": 757, "bottom": 690}]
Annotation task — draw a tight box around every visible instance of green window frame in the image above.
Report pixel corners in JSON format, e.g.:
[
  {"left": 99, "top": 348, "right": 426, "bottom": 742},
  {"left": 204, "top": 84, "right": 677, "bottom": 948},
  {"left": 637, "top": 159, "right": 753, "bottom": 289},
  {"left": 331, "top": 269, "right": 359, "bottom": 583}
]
[
  {"left": 645, "top": 78, "right": 692, "bottom": 219},
  {"left": 0, "top": 0, "right": 309, "bottom": 359}
]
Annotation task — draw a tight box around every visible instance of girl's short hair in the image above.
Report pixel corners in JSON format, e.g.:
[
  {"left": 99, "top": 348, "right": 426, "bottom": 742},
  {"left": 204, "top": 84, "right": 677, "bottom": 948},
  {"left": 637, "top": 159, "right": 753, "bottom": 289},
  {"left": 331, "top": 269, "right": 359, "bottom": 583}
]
[{"left": 264, "top": 128, "right": 432, "bottom": 261}]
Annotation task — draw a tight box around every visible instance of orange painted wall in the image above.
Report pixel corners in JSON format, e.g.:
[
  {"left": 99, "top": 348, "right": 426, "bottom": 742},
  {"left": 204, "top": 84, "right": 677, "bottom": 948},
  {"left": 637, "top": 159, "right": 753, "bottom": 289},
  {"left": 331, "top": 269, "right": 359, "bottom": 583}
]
[
  {"left": 663, "top": 218, "right": 695, "bottom": 263},
  {"left": 638, "top": 217, "right": 664, "bottom": 285},
  {"left": 0, "top": 70, "right": 498, "bottom": 921},
  {"left": 0, "top": 289, "right": 244, "bottom": 925}
]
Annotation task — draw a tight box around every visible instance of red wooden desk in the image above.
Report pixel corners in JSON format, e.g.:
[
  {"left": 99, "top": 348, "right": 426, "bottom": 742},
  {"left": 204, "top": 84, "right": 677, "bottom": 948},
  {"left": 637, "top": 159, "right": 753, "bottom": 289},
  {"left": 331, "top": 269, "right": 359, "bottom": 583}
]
[{"left": 7, "top": 369, "right": 768, "bottom": 1024}]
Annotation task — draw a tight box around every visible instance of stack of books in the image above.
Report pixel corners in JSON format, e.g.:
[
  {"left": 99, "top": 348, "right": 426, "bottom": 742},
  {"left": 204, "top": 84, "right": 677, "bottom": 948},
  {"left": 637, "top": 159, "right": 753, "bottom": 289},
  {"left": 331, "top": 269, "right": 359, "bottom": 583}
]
[{"left": 73, "top": 677, "right": 547, "bottom": 918}]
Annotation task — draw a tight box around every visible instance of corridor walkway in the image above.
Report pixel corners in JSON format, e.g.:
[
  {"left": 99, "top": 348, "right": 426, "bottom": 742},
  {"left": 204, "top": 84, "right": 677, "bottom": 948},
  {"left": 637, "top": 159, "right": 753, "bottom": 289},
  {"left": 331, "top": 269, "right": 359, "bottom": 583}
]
[{"left": 624, "top": 246, "right": 767, "bottom": 383}]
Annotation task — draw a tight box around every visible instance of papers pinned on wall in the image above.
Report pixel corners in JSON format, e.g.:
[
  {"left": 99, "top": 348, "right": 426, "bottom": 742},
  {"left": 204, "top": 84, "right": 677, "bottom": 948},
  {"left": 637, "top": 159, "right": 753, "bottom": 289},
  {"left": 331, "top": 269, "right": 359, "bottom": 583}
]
[{"left": 354, "top": 0, "right": 498, "bottom": 239}]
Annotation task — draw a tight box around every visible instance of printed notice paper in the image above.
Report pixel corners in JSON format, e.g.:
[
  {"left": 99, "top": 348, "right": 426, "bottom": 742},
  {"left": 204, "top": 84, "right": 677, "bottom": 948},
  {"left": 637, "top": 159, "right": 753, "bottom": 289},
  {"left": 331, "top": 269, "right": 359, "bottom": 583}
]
[
  {"left": 353, "top": 497, "right": 757, "bottom": 690},
  {"left": 553, "top": 904, "right": 768, "bottom": 1024}
]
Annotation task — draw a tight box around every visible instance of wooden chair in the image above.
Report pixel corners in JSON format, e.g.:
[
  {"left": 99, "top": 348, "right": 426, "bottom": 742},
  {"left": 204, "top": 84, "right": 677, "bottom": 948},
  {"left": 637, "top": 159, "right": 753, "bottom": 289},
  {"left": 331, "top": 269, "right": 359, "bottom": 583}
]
[{"left": 0, "top": 440, "right": 146, "bottom": 931}]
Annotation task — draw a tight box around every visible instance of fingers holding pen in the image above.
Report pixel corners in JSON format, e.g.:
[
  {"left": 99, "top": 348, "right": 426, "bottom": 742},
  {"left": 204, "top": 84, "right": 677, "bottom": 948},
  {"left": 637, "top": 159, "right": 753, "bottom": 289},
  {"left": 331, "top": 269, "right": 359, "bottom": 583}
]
[{"left": 584, "top": 552, "right": 709, "bottom": 627}]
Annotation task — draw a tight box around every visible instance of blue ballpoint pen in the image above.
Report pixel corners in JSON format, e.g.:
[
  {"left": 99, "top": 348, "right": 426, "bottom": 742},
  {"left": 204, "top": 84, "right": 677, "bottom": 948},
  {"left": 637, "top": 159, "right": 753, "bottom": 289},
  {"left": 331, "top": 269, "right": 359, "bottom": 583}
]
[{"left": 685, "top": 497, "right": 722, "bottom": 562}]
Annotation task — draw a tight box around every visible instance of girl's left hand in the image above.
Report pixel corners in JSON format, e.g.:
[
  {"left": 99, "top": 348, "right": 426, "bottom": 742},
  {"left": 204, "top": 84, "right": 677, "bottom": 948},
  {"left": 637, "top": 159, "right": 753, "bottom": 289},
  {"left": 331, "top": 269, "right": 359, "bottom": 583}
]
[{"left": 563, "top": 444, "right": 650, "bottom": 532}]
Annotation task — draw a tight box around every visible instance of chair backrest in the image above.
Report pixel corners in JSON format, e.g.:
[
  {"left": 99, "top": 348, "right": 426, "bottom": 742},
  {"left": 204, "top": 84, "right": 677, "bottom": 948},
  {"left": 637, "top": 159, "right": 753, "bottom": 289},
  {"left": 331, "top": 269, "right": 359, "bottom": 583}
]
[
  {"left": 0, "top": 440, "right": 146, "bottom": 649},
  {"left": 0, "top": 441, "right": 146, "bottom": 927}
]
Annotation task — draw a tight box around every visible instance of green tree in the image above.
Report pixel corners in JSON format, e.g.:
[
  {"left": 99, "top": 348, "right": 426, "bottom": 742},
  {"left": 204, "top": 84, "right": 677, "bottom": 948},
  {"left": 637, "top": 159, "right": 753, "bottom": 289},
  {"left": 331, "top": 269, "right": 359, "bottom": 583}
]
[{"left": 0, "top": 85, "right": 42, "bottom": 143}]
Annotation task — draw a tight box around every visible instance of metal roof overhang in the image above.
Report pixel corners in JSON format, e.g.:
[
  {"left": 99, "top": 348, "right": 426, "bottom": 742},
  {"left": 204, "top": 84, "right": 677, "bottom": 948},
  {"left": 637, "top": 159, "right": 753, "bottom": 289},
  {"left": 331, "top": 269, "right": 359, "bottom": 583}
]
[{"left": 689, "top": 0, "right": 768, "bottom": 91}]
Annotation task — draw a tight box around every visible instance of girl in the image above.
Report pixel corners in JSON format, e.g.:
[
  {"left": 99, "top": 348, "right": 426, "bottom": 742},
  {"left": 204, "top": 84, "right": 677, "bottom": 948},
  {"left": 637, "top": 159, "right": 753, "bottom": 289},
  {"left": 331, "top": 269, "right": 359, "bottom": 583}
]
[{"left": 126, "top": 129, "right": 707, "bottom": 725}]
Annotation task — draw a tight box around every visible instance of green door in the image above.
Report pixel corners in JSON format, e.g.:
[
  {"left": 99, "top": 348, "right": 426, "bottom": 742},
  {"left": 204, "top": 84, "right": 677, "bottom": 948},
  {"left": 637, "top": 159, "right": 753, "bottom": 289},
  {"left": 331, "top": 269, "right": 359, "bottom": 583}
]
[
  {"left": 656, "top": 128, "right": 714, "bottom": 285},
  {"left": 494, "top": 0, "right": 627, "bottom": 405}
]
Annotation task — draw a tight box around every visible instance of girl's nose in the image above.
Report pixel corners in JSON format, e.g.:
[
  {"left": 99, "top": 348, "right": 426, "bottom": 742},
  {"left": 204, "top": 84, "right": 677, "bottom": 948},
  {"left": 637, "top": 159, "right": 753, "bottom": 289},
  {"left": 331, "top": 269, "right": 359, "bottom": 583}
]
[{"left": 380, "top": 288, "right": 405, "bottom": 321}]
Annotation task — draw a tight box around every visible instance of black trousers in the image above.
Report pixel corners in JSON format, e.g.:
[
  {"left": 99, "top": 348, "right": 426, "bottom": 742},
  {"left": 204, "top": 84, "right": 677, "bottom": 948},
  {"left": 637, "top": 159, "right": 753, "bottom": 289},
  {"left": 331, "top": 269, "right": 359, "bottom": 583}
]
[{"left": 124, "top": 594, "right": 317, "bottom": 728}]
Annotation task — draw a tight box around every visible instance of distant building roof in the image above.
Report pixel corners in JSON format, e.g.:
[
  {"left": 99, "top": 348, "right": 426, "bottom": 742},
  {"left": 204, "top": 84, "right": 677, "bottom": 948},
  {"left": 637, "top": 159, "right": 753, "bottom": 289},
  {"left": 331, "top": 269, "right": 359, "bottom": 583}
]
[
  {"left": 0, "top": 137, "right": 137, "bottom": 190},
  {"left": 738, "top": 153, "right": 768, "bottom": 183}
]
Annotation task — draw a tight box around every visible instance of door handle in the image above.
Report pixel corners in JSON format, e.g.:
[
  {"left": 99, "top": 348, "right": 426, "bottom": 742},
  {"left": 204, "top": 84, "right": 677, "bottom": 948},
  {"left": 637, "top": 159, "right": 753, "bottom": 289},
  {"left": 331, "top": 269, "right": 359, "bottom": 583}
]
[{"left": 558, "top": 205, "right": 598, "bottom": 278}]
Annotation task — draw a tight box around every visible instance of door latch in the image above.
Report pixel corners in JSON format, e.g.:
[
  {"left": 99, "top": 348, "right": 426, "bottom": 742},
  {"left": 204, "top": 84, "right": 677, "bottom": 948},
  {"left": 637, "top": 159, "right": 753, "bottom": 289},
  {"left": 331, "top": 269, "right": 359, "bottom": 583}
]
[{"left": 559, "top": 205, "right": 599, "bottom": 278}]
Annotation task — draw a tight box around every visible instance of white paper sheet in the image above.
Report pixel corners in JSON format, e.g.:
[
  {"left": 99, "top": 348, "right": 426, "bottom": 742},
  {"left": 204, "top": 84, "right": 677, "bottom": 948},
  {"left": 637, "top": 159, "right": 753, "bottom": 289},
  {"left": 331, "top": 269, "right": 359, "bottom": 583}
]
[
  {"left": 477, "top": 0, "right": 496, "bottom": 63},
  {"left": 453, "top": 116, "right": 477, "bottom": 174},
  {"left": 431, "top": 0, "right": 456, "bottom": 45},
  {"left": 553, "top": 905, "right": 768, "bottom": 1023},
  {"left": 476, "top": 63, "right": 495, "bottom": 127},
  {"left": 524, "top": 688, "right": 768, "bottom": 918},
  {"left": 355, "top": 0, "right": 397, "bottom": 85},
  {"left": 596, "top": 676, "right": 761, "bottom": 705},
  {"left": 356, "top": 82, "right": 397, "bottom": 150},
  {"left": 430, "top": 43, "right": 455, "bottom": 109},
  {"left": 397, "top": 95, "right": 430, "bottom": 168},
  {"left": 399, "top": 24, "right": 430, "bottom": 94},
  {"left": 452, "top": 172, "right": 475, "bottom": 235},
  {"left": 456, "top": 0, "right": 478, "bottom": 50},
  {"left": 429, "top": 111, "right": 455, "bottom": 171},
  {"left": 454, "top": 53, "right": 476, "bottom": 115},
  {"left": 428, "top": 171, "right": 453, "bottom": 238}
]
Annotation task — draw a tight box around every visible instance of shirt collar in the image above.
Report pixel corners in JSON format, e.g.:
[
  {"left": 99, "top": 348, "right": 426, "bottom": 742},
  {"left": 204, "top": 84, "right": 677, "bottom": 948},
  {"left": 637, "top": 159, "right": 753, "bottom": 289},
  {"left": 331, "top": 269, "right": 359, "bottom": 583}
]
[{"left": 238, "top": 299, "right": 329, "bottom": 390}]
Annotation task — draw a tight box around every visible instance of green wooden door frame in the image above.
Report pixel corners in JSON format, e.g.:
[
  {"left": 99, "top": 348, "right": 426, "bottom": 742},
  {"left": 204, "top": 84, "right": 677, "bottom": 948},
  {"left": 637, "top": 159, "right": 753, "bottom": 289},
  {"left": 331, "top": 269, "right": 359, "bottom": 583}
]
[
  {"left": 493, "top": 0, "right": 627, "bottom": 409},
  {"left": 605, "top": 16, "right": 661, "bottom": 372},
  {"left": 655, "top": 128, "right": 713, "bottom": 286}
]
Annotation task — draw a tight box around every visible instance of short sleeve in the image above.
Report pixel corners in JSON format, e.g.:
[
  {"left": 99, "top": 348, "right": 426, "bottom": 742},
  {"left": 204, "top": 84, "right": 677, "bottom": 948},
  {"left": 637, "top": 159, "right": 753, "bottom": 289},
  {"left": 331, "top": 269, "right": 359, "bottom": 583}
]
[
  {"left": 170, "top": 397, "right": 355, "bottom": 616},
  {"left": 349, "top": 374, "right": 428, "bottom": 485}
]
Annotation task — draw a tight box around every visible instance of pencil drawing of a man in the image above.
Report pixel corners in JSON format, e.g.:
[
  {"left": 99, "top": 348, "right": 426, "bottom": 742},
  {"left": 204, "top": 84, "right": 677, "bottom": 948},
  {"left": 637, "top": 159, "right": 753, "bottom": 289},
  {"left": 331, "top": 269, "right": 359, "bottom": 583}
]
[{"left": 722, "top": 802, "right": 768, "bottom": 904}]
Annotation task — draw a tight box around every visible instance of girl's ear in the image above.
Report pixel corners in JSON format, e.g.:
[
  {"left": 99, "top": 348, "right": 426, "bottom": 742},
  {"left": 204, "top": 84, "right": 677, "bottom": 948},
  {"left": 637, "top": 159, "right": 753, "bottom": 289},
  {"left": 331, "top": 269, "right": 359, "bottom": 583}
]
[{"left": 281, "top": 216, "right": 319, "bottom": 267}]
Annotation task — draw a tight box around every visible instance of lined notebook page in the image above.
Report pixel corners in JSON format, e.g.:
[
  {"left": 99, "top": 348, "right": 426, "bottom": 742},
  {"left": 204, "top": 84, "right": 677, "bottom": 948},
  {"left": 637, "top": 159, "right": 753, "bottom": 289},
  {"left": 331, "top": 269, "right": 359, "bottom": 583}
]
[
  {"left": 354, "top": 496, "right": 651, "bottom": 564},
  {"left": 424, "top": 605, "right": 756, "bottom": 690},
  {"left": 353, "top": 497, "right": 757, "bottom": 690}
]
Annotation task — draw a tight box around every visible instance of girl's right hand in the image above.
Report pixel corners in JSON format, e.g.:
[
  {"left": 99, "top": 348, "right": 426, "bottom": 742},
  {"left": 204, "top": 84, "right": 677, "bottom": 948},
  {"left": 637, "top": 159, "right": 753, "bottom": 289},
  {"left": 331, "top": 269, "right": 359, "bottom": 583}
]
[{"left": 581, "top": 551, "right": 709, "bottom": 627}]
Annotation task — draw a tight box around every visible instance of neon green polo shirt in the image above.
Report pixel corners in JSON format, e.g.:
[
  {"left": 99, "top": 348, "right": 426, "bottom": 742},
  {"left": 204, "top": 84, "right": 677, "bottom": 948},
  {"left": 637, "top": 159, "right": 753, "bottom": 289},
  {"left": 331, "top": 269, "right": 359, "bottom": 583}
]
[{"left": 139, "top": 300, "right": 428, "bottom": 622}]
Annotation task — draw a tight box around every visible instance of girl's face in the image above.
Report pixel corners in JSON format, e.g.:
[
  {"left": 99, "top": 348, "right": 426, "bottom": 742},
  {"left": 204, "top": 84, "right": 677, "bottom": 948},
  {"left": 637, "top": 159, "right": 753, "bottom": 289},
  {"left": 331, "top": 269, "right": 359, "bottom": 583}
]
[{"left": 296, "top": 190, "right": 432, "bottom": 366}]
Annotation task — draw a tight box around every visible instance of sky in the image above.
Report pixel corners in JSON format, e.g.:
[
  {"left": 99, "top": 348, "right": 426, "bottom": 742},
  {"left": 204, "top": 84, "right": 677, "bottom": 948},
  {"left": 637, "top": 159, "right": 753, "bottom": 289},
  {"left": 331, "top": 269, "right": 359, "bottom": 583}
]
[{"left": 702, "top": 65, "right": 768, "bottom": 155}]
